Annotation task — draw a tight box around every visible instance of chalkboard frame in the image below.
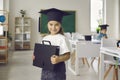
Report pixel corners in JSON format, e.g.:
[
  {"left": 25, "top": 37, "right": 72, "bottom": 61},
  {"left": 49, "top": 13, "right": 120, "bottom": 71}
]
[{"left": 39, "top": 10, "right": 76, "bottom": 34}]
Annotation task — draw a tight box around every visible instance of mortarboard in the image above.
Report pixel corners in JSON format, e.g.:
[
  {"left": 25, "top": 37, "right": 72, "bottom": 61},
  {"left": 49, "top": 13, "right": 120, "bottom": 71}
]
[
  {"left": 99, "top": 24, "right": 109, "bottom": 30},
  {"left": 39, "top": 8, "right": 70, "bottom": 23}
]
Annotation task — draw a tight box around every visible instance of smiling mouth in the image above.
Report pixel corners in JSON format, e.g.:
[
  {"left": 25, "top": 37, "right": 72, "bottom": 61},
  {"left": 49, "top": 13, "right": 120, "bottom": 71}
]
[{"left": 52, "top": 30, "right": 57, "bottom": 32}]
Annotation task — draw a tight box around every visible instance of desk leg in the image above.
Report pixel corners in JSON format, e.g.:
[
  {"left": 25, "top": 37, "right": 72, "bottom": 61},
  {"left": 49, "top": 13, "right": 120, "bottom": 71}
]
[
  {"left": 68, "top": 49, "right": 80, "bottom": 75},
  {"left": 75, "top": 53, "right": 80, "bottom": 75},
  {"left": 99, "top": 52, "right": 104, "bottom": 80},
  {"left": 68, "top": 59, "right": 71, "bottom": 70}
]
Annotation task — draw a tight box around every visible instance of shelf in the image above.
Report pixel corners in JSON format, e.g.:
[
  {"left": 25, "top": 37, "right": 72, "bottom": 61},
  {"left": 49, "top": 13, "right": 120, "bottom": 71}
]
[
  {"left": 0, "top": 46, "right": 7, "bottom": 49},
  {"left": 0, "top": 55, "right": 7, "bottom": 60},
  {"left": 0, "top": 53, "right": 8, "bottom": 63},
  {"left": 0, "top": 10, "right": 8, "bottom": 63},
  {"left": 15, "top": 32, "right": 30, "bottom": 34},
  {"left": 0, "top": 49, "right": 7, "bottom": 52},
  {"left": 15, "top": 17, "right": 31, "bottom": 50},
  {"left": 15, "top": 40, "right": 22, "bottom": 42},
  {"left": 0, "top": 36, "right": 6, "bottom": 39}
]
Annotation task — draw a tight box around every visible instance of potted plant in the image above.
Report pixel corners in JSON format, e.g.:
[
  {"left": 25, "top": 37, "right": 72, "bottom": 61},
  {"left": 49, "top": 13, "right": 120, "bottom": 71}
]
[
  {"left": 20, "top": 10, "right": 26, "bottom": 17},
  {"left": 96, "top": 26, "right": 100, "bottom": 34}
]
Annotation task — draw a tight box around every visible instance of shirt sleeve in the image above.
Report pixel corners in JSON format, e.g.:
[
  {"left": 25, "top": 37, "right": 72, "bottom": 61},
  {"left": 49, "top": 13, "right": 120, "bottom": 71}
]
[
  {"left": 59, "top": 37, "right": 70, "bottom": 55},
  {"left": 96, "top": 33, "right": 107, "bottom": 40}
]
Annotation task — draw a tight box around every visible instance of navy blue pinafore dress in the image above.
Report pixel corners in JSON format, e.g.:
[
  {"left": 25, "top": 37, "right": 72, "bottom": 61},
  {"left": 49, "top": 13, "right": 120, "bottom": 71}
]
[{"left": 41, "top": 62, "right": 66, "bottom": 80}]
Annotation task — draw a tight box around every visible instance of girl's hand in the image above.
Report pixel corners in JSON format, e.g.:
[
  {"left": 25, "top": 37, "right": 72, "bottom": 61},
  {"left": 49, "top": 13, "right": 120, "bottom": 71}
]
[
  {"left": 32, "top": 54, "right": 35, "bottom": 60},
  {"left": 51, "top": 55, "right": 59, "bottom": 64}
]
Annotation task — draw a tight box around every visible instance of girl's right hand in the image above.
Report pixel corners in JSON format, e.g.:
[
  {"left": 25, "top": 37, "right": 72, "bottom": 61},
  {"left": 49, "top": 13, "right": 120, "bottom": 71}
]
[{"left": 32, "top": 54, "right": 35, "bottom": 60}]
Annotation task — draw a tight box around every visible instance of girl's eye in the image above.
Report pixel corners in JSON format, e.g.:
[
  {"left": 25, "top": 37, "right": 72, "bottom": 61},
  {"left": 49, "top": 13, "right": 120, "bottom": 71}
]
[
  {"left": 50, "top": 24, "right": 53, "bottom": 26},
  {"left": 56, "top": 24, "right": 59, "bottom": 26},
  {"left": 55, "top": 23, "right": 60, "bottom": 26}
]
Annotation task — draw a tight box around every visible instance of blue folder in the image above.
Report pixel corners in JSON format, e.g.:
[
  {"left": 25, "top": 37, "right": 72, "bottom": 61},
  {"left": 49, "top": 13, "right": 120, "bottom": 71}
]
[{"left": 33, "top": 40, "right": 60, "bottom": 71}]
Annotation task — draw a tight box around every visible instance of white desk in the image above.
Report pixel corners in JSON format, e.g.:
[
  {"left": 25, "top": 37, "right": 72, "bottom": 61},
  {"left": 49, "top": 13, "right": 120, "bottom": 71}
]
[
  {"left": 99, "top": 47, "right": 120, "bottom": 80},
  {"left": 68, "top": 40, "right": 100, "bottom": 75}
]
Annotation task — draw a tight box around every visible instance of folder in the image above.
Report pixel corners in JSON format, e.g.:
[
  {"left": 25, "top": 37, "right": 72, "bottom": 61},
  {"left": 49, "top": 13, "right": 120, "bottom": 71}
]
[{"left": 33, "top": 40, "right": 60, "bottom": 70}]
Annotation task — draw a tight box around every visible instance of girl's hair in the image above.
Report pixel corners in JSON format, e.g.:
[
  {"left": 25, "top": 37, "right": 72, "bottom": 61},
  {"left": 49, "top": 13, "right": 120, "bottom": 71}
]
[{"left": 57, "top": 27, "right": 64, "bottom": 35}]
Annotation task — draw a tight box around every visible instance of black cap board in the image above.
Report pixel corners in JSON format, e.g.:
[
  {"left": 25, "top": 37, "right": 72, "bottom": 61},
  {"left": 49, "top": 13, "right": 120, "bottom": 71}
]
[
  {"left": 99, "top": 24, "right": 109, "bottom": 30},
  {"left": 39, "top": 8, "right": 70, "bottom": 23}
]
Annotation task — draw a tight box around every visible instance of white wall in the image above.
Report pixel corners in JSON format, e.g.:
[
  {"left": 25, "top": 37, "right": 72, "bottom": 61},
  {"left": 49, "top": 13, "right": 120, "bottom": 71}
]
[
  {"left": 105, "top": 0, "right": 120, "bottom": 40},
  {"left": 105, "top": 0, "right": 115, "bottom": 38},
  {"left": 114, "top": 0, "right": 120, "bottom": 39},
  {"left": 9, "top": 0, "right": 90, "bottom": 49},
  {"left": 4, "top": 0, "right": 9, "bottom": 11}
]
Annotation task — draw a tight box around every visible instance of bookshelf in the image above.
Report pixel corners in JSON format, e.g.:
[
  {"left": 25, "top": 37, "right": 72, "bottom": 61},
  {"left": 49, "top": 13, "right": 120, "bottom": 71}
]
[
  {"left": 0, "top": 10, "right": 8, "bottom": 63},
  {"left": 15, "top": 17, "right": 31, "bottom": 50}
]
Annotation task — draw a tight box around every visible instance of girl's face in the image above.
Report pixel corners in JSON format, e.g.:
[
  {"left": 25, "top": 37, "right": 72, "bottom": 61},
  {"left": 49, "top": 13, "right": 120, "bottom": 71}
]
[
  {"left": 101, "top": 29, "right": 107, "bottom": 34},
  {"left": 47, "top": 21, "right": 61, "bottom": 35}
]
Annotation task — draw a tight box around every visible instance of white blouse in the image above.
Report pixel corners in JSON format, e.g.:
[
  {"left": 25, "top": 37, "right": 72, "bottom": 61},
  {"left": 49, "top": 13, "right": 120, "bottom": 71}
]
[{"left": 42, "top": 34, "right": 70, "bottom": 55}]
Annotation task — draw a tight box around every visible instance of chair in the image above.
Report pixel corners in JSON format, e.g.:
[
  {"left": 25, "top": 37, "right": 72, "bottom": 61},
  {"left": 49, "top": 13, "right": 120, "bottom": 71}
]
[
  {"left": 101, "top": 38, "right": 120, "bottom": 80},
  {"left": 71, "top": 32, "right": 84, "bottom": 40},
  {"left": 104, "top": 60, "right": 120, "bottom": 80},
  {"left": 64, "top": 32, "right": 72, "bottom": 40},
  {"left": 76, "top": 41, "right": 100, "bottom": 67},
  {"left": 69, "top": 40, "right": 90, "bottom": 67},
  {"left": 101, "top": 38, "right": 117, "bottom": 48},
  {"left": 68, "top": 41, "right": 100, "bottom": 75},
  {"left": 69, "top": 33, "right": 88, "bottom": 66}
]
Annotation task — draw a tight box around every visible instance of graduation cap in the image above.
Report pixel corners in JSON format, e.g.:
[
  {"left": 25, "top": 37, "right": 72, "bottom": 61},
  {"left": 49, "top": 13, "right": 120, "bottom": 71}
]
[
  {"left": 99, "top": 24, "right": 109, "bottom": 30},
  {"left": 39, "top": 8, "right": 70, "bottom": 23}
]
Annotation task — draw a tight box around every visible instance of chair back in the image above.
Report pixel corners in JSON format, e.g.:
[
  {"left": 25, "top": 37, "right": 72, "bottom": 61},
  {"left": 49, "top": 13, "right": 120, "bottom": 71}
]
[
  {"left": 76, "top": 41, "right": 100, "bottom": 58},
  {"left": 64, "top": 32, "right": 72, "bottom": 40},
  {"left": 101, "top": 38, "right": 117, "bottom": 61},
  {"left": 101, "top": 38, "right": 117, "bottom": 47}
]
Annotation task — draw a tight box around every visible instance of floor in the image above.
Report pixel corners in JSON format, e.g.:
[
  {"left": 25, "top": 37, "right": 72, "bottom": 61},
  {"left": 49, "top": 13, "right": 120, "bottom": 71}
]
[{"left": 0, "top": 50, "right": 118, "bottom": 80}]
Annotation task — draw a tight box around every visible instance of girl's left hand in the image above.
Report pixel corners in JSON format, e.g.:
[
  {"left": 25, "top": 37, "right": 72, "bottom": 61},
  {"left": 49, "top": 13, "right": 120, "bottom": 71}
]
[
  {"left": 51, "top": 55, "right": 59, "bottom": 64},
  {"left": 32, "top": 54, "right": 35, "bottom": 60}
]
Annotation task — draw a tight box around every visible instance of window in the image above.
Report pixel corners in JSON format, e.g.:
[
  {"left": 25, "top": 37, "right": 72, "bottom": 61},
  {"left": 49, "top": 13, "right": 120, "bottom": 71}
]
[
  {"left": 0, "top": 0, "right": 3, "bottom": 10},
  {"left": 90, "top": 0, "right": 103, "bottom": 32}
]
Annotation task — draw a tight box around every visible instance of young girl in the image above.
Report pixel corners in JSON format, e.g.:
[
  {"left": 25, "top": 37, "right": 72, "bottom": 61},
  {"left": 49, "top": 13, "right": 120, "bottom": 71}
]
[
  {"left": 96, "top": 24, "right": 109, "bottom": 40},
  {"left": 33, "top": 8, "right": 71, "bottom": 80}
]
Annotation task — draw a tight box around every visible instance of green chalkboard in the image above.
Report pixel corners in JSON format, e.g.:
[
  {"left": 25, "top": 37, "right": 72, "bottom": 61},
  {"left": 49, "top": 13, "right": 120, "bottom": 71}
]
[{"left": 40, "top": 11, "right": 76, "bottom": 33}]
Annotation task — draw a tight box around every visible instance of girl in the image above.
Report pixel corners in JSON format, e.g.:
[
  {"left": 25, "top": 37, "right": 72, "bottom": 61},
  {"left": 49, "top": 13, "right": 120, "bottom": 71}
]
[
  {"left": 33, "top": 8, "right": 71, "bottom": 80},
  {"left": 96, "top": 24, "right": 109, "bottom": 40}
]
